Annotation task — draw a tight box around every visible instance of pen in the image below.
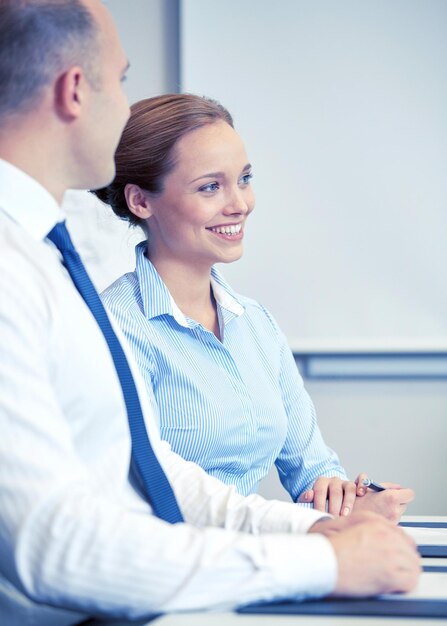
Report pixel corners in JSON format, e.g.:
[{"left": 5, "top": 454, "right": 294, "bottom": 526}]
[{"left": 362, "top": 478, "right": 386, "bottom": 492}]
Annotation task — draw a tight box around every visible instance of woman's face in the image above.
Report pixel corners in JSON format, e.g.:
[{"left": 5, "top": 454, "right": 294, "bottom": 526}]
[{"left": 145, "top": 120, "right": 255, "bottom": 271}]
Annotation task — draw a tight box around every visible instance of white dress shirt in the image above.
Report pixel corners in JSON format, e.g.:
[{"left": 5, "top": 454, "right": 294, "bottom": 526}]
[{"left": 0, "top": 159, "right": 337, "bottom": 626}]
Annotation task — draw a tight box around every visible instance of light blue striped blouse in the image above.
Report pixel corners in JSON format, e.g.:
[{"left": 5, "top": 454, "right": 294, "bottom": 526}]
[{"left": 102, "top": 242, "right": 347, "bottom": 500}]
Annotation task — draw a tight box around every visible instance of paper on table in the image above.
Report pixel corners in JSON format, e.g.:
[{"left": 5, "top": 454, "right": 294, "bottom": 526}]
[
  {"left": 381, "top": 571, "right": 447, "bottom": 600},
  {"left": 403, "top": 526, "right": 447, "bottom": 546}
]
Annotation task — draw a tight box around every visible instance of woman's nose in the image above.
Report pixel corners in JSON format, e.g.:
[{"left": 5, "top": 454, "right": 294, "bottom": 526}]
[{"left": 224, "top": 187, "right": 251, "bottom": 215}]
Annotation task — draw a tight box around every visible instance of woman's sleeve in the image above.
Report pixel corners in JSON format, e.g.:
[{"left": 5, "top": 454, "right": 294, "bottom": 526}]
[{"left": 272, "top": 322, "right": 348, "bottom": 502}]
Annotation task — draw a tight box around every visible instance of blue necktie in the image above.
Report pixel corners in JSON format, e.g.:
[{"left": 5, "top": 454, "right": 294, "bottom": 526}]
[{"left": 48, "top": 221, "right": 183, "bottom": 524}]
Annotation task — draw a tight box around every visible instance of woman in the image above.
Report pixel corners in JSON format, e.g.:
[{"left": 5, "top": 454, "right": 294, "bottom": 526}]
[{"left": 95, "top": 94, "right": 413, "bottom": 519}]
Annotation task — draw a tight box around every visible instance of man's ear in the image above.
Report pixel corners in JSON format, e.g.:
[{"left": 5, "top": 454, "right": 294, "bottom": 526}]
[
  {"left": 54, "top": 66, "right": 85, "bottom": 120},
  {"left": 124, "top": 183, "right": 153, "bottom": 220}
]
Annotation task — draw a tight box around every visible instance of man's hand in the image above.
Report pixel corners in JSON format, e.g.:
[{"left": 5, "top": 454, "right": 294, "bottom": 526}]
[{"left": 309, "top": 512, "right": 421, "bottom": 596}]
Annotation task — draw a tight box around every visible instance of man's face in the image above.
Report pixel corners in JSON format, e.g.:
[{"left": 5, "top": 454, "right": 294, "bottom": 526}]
[{"left": 77, "top": 0, "right": 130, "bottom": 190}]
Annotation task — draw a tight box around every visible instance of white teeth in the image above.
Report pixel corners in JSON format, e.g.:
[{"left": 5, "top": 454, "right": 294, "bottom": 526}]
[{"left": 211, "top": 224, "right": 242, "bottom": 235}]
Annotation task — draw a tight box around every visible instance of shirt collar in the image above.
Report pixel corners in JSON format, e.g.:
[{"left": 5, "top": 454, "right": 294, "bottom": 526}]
[
  {"left": 0, "top": 159, "right": 63, "bottom": 240},
  {"left": 135, "top": 241, "right": 178, "bottom": 320},
  {"left": 210, "top": 267, "right": 245, "bottom": 317},
  {"left": 135, "top": 242, "right": 245, "bottom": 326}
]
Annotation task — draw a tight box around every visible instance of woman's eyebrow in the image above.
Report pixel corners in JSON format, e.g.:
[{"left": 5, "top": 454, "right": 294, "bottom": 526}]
[{"left": 188, "top": 171, "right": 224, "bottom": 184}]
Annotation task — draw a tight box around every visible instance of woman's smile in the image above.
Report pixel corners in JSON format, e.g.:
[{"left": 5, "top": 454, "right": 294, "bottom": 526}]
[{"left": 207, "top": 222, "right": 244, "bottom": 240}]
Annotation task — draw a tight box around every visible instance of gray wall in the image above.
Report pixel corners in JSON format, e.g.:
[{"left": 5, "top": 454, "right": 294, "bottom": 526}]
[
  {"left": 65, "top": 1, "right": 447, "bottom": 515},
  {"left": 65, "top": 0, "right": 180, "bottom": 291},
  {"left": 259, "top": 378, "right": 447, "bottom": 515},
  {"left": 108, "top": 0, "right": 179, "bottom": 103}
]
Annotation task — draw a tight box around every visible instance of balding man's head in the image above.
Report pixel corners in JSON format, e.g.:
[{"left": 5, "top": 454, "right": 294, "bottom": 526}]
[
  {"left": 0, "top": 0, "right": 102, "bottom": 120},
  {"left": 0, "top": 0, "right": 130, "bottom": 196}
]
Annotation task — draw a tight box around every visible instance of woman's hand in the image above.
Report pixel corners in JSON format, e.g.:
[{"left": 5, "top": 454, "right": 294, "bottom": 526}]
[
  {"left": 298, "top": 473, "right": 413, "bottom": 522},
  {"left": 298, "top": 476, "right": 362, "bottom": 516},
  {"left": 352, "top": 482, "right": 415, "bottom": 523}
]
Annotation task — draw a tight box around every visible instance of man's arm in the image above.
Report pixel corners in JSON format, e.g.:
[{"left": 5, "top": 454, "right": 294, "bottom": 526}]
[
  {"left": 0, "top": 245, "right": 336, "bottom": 620},
  {"left": 0, "top": 240, "right": 420, "bottom": 622}
]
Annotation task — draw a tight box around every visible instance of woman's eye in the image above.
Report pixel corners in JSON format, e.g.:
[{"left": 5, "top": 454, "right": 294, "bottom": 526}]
[
  {"left": 198, "top": 182, "right": 220, "bottom": 192},
  {"left": 240, "top": 172, "right": 253, "bottom": 185}
]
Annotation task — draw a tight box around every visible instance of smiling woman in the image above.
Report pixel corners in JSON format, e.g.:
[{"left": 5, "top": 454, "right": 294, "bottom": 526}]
[
  {"left": 93, "top": 93, "right": 414, "bottom": 522},
  {"left": 124, "top": 118, "right": 255, "bottom": 285}
]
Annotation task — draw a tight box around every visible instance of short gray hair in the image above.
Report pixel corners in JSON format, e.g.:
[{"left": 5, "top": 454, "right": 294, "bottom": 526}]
[{"left": 0, "top": 0, "right": 100, "bottom": 119}]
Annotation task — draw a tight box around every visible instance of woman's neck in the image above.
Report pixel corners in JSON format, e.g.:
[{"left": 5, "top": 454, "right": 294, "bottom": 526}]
[{"left": 148, "top": 253, "right": 220, "bottom": 338}]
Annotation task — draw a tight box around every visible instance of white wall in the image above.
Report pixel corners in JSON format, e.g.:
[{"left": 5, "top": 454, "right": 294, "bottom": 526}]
[
  {"left": 180, "top": 0, "right": 447, "bottom": 515},
  {"left": 64, "top": 1, "right": 447, "bottom": 515},
  {"left": 181, "top": 0, "right": 447, "bottom": 352}
]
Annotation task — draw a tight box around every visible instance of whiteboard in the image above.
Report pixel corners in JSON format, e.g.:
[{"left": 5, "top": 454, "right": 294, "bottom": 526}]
[{"left": 180, "top": 0, "right": 447, "bottom": 352}]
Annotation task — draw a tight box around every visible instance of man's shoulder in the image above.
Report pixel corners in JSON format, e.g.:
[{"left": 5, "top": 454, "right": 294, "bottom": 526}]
[
  {"left": 0, "top": 214, "right": 60, "bottom": 334},
  {"left": 0, "top": 210, "right": 69, "bottom": 311},
  {"left": 0, "top": 212, "right": 40, "bottom": 277}
]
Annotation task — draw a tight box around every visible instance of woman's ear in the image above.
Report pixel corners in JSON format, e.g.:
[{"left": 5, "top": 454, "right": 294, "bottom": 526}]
[{"left": 124, "top": 183, "right": 153, "bottom": 220}]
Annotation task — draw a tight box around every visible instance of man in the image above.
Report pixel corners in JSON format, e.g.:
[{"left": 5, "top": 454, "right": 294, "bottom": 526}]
[{"left": 0, "top": 1, "right": 420, "bottom": 625}]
